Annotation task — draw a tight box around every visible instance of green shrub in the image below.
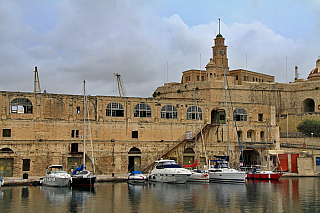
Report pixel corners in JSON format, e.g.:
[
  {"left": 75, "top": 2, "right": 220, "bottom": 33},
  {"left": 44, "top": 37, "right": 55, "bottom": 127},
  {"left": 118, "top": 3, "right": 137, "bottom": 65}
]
[{"left": 297, "top": 119, "right": 320, "bottom": 137}]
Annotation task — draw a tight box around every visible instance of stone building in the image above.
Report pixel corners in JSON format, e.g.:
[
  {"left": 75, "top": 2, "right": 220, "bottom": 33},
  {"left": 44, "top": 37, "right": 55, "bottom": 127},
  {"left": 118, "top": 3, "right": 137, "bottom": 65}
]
[{"left": 0, "top": 32, "right": 319, "bottom": 177}]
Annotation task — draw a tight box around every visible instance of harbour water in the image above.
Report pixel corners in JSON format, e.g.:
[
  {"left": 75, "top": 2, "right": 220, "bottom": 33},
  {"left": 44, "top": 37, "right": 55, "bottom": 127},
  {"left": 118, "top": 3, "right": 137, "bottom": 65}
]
[{"left": 0, "top": 177, "right": 319, "bottom": 212}]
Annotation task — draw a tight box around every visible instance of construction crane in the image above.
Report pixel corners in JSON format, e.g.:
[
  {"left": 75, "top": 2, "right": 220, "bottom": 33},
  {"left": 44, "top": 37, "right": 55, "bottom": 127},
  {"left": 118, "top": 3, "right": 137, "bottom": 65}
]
[
  {"left": 114, "top": 73, "right": 126, "bottom": 97},
  {"left": 34, "top": 66, "right": 41, "bottom": 93}
]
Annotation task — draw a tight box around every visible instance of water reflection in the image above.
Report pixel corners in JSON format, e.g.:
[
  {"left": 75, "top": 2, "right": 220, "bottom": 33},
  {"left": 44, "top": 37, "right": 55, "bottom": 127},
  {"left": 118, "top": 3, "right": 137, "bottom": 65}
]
[
  {"left": 68, "top": 187, "right": 95, "bottom": 213},
  {"left": 127, "top": 183, "right": 145, "bottom": 212},
  {"left": 0, "top": 178, "right": 319, "bottom": 212}
]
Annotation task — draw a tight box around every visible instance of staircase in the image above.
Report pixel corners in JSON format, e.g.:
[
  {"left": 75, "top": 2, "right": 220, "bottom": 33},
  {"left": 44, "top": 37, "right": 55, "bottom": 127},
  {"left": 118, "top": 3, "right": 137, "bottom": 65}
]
[{"left": 142, "top": 124, "right": 214, "bottom": 173}]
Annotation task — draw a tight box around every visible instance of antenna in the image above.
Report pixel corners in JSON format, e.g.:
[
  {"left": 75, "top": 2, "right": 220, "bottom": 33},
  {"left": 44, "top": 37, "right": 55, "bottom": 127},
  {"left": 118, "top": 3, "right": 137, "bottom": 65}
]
[
  {"left": 113, "top": 73, "right": 126, "bottom": 97},
  {"left": 34, "top": 66, "right": 41, "bottom": 93}
]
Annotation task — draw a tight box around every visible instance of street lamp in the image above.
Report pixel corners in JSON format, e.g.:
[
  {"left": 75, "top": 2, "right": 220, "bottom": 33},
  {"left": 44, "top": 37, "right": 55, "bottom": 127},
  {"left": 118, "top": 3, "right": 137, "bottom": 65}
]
[{"left": 311, "top": 133, "right": 314, "bottom": 157}]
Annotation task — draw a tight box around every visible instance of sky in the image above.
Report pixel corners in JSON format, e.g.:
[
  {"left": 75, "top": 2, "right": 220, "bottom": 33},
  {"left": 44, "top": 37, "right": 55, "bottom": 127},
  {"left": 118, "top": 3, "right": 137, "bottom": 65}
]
[{"left": 0, "top": 0, "right": 319, "bottom": 97}]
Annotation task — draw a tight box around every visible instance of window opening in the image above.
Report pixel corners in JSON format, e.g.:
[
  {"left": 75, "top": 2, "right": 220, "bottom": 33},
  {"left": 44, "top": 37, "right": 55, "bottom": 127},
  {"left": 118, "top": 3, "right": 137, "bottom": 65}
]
[
  {"left": 10, "top": 98, "right": 33, "bottom": 114},
  {"left": 233, "top": 108, "right": 247, "bottom": 121},
  {"left": 71, "top": 130, "right": 80, "bottom": 138},
  {"left": 23, "top": 159, "right": 30, "bottom": 171},
  {"left": 161, "top": 105, "right": 178, "bottom": 119},
  {"left": 258, "top": 114, "right": 263, "bottom": 122},
  {"left": 106, "top": 102, "right": 124, "bottom": 117},
  {"left": 134, "top": 103, "right": 151, "bottom": 117},
  {"left": 2, "top": 129, "right": 11, "bottom": 137},
  {"left": 132, "top": 131, "right": 138, "bottom": 138},
  {"left": 186, "top": 106, "right": 203, "bottom": 120},
  {"left": 71, "top": 143, "right": 79, "bottom": 152},
  {"left": 76, "top": 107, "right": 80, "bottom": 114}
]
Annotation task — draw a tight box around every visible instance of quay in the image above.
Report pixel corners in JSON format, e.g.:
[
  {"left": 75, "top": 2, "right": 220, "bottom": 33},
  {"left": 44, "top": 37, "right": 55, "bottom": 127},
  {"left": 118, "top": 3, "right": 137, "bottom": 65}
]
[
  {"left": 1, "top": 172, "right": 319, "bottom": 187},
  {"left": 1, "top": 174, "right": 129, "bottom": 187}
]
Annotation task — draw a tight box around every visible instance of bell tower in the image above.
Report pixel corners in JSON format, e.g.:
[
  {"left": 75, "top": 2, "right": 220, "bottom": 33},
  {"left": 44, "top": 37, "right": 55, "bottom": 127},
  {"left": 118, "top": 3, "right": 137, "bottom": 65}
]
[{"left": 212, "top": 19, "right": 229, "bottom": 75}]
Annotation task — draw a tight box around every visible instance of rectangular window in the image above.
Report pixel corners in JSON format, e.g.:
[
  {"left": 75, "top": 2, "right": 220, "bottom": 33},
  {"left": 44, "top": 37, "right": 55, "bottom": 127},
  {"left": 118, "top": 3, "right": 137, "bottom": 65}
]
[
  {"left": 76, "top": 107, "right": 80, "bottom": 114},
  {"left": 3, "top": 129, "right": 11, "bottom": 137},
  {"left": 236, "top": 75, "right": 238, "bottom": 80},
  {"left": 201, "top": 76, "right": 204, "bottom": 81},
  {"left": 197, "top": 76, "right": 199, "bottom": 81},
  {"left": 247, "top": 132, "right": 252, "bottom": 138},
  {"left": 71, "top": 130, "right": 80, "bottom": 138},
  {"left": 258, "top": 114, "right": 263, "bottom": 122},
  {"left": 71, "top": 143, "right": 79, "bottom": 153},
  {"left": 23, "top": 159, "right": 30, "bottom": 171},
  {"left": 132, "top": 131, "right": 138, "bottom": 138}
]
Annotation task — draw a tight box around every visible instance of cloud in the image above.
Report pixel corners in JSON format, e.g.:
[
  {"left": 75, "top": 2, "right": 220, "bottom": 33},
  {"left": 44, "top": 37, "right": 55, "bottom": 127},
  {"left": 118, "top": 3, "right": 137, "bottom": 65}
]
[{"left": 0, "top": 1, "right": 319, "bottom": 97}]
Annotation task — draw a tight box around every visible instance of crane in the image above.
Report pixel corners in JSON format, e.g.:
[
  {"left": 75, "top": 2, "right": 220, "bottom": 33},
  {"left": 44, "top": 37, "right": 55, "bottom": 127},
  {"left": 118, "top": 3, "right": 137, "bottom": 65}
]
[{"left": 114, "top": 73, "right": 126, "bottom": 97}]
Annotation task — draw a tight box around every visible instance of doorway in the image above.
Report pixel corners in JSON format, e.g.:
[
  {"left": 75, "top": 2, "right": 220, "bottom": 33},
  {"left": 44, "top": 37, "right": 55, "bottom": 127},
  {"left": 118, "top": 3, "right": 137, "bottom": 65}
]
[
  {"left": 128, "top": 147, "right": 142, "bottom": 172},
  {"left": 0, "top": 158, "right": 14, "bottom": 177},
  {"left": 242, "top": 149, "right": 260, "bottom": 166}
]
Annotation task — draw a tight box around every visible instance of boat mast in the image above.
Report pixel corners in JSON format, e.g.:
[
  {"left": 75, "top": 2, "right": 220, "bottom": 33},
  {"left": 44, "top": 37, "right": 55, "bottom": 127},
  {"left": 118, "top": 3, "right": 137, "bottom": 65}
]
[
  {"left": 194, "top": 92, "right": 197, "bottom": 168},
  {"left": 83, "top": 80, "right": 86, "bottom": 169},
  {"left": 223, "top": 66, "right": 229, "bottom": 160}
]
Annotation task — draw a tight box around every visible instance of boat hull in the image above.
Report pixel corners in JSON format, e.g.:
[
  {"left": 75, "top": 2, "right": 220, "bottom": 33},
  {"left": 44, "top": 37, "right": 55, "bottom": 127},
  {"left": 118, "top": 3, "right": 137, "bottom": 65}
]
[
  {"left": 70, "top": 176, "right": 96, "bottom": 188},
  {"left": 149, "top": 173, "right": 190, "bottom": 183},
  {"left": 247, "top": 172, "right": 283, "bottom": 180},
  {"left": 187, "top": 172, "right": 210, "bottom": 183},
  {"left": 209, "top": 169, "right": 246, "bottom": 183},
  {"left": 42, "top": 176, "right": 70, "bottom": 187}
]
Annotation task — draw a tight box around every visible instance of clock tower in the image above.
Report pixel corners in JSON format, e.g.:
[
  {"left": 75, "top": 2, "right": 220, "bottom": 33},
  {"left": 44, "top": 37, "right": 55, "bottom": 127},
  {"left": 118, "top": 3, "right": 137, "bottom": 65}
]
[{"left": 212, "top": 19, "right": 229, "bottom": 76}]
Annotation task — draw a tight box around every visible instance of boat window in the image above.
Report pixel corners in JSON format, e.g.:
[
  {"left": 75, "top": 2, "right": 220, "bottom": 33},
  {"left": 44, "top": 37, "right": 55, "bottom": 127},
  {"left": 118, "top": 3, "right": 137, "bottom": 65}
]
[
  {"left": 161, "top": 105, "right": 178, "bottom": 119},
  {"left": 10, "top": 98, "right": 33, "bottom": 114},
  {"left": 163, "top": 161, "right": 182, "bottom": 168},
  {"left": 106, "top": 102, "right": 124, "bottom": 117},
  {"left": 156, "top": 163, "right": 164, "bottom": 169},
  {"left": 186, "top": 106, "right": 203, "bottom": 120},
  {"left": 134, "top": 103, "right": 152, "bottom": 117}
]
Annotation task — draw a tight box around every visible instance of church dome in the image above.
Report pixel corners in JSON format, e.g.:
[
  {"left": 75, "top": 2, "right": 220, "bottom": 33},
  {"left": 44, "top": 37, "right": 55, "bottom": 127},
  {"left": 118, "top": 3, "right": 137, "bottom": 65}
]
[{"left": 307, "top": 58, "right": 320, "bottom": 81}]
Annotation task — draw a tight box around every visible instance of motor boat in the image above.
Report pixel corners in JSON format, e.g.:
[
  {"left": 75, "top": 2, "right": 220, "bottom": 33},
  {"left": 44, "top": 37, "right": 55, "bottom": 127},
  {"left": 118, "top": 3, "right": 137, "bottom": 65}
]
[
  {"left": 41, "top": 165, "right": 71, "bottom": 187},
  {"left": 187, "top": 169, "right": 210, "bottom": 183},
  {"left": 128, "top": 171, "right": 147, "bottom": 184},
  {"left": 208, "top": 158, "right": 246, "bottom": 183},
  {"left": 148, "top": 159, "right": 191, "bottom": 183},
  {"left": 247, "top": 167, "right": 283, "bottom": 180}
]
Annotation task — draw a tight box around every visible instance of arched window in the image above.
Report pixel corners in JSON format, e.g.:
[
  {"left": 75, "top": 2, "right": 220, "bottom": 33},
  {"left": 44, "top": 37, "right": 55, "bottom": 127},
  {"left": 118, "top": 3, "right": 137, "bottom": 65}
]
[
  {"left": 10, "top": 98, "right": 33, "bottom": 114},
  {"left": 134, "top": 103, "right": 151, "bottom": 117},
  {"left": 128, "top": 147, "right": 141, "bottom": 154},
  {"left": 0, "top": 148, "right": 14, "bottom": 153},
  {"left": 303, "top": 98, "right": 315, "bottom": 112},
  {"left": 233, "top": 108, "right": 247, "bottom": 121},
  {"left": 106, "top": 102, "right": 124, "bottom": 117},
  {"left": 161, "top": 105, "right": 178, "bottom": 119},
  {"left": 186, "top": 106, "right": 202, "bottom": 120}
]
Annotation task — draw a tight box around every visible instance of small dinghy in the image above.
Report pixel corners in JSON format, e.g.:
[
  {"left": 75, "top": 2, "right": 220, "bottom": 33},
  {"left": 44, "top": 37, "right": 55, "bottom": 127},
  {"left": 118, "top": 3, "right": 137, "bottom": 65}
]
[{"left": 128, "top": 171, "right": 147, "bottom": 184}]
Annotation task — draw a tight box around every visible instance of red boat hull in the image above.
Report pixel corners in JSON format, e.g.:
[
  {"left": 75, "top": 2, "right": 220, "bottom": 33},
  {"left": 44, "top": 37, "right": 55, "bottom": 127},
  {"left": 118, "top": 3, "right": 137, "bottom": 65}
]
[{"left": 247, "top": 172, "right": 283, "bottom": 180}]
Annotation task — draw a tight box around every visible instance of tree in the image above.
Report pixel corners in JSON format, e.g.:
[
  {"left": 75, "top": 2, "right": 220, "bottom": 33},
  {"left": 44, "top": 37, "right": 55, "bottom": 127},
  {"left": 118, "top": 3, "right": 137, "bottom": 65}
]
[{"left": 297, "top": 119, "right": 320, "bottom": 137}]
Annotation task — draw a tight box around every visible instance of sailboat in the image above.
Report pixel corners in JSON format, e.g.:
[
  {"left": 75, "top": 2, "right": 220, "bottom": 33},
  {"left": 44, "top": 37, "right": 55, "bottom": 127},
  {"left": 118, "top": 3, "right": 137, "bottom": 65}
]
[
  {"left": 185, "top": 92, "right": 209, "bottom": 183},
  {"left": 70, "top": 80, "right": 96, "bottom": 188},
  {"left": 208, "top": 67, "right": 246, "bottom": 183}
]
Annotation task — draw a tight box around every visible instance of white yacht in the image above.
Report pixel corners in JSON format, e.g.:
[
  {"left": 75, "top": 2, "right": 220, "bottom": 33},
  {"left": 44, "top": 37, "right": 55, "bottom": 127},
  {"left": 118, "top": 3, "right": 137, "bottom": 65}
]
[
  {"left": 208, "top": 159, "right": 246, "bottom": 183},
  {"left": 148, "top": 159, "right": 192, "bottom": 183},
  {"left": 41, "top": 165, "right": 71, "bottom": 187},
  {"left": 187, "top": 169, "right": 210, "bottom": 183}
]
